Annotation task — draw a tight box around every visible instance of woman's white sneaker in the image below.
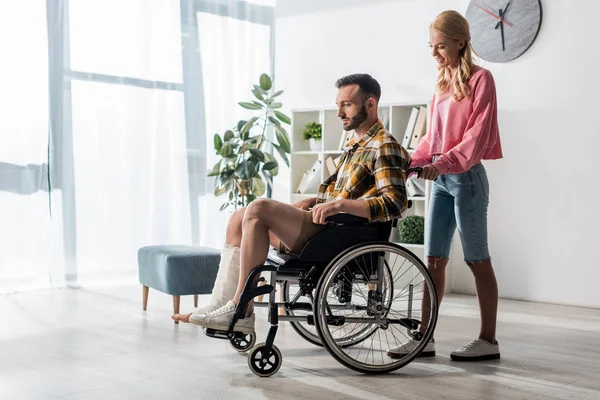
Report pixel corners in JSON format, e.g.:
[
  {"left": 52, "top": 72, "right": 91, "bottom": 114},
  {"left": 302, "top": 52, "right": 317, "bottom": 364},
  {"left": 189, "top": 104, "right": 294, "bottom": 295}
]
[
  {"left": 450, "top": 337, "right": 500, "bottom": 361},
  {"left": 387, "top": 339, "right": 435, "bottom": 358}
]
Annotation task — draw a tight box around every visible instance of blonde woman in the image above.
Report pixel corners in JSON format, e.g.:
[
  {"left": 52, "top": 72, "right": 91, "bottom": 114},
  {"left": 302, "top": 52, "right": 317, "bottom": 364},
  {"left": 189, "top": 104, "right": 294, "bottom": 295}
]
[{"left": 388, "top": 10, "right": 503, "bottom": 361}]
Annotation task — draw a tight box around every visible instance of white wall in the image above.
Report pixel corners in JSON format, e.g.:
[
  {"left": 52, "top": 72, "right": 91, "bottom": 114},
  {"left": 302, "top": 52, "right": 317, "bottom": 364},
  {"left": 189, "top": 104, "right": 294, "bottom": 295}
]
[{"left": 274, "top": 0, "right": 600, "bottom": 308}]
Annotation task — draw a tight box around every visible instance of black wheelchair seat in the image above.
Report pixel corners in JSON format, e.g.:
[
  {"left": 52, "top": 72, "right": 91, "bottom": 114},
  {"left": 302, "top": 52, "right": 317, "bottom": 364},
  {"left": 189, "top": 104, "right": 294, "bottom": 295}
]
[{"left": 268, "top": 213, "right": 392, "bottom": 270}]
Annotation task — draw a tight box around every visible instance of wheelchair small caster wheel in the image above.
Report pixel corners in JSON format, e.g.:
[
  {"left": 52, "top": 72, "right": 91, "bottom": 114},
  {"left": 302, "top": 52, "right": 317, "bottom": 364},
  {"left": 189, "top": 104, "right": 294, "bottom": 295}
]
[
  {"left": 247, "top": 342, "right": 282, "bottom": 377},
  {"left": 229, "top": 332, "right": 256, "bottom": 353}
]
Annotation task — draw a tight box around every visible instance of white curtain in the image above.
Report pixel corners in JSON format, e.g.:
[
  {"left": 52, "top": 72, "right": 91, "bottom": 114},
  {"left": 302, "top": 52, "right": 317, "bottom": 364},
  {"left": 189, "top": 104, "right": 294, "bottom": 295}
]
[
  {"left": 0, "top": 0, "right": 274, "bottom": 293},
  {"left": 197, "top": 3, "right": 273, "bottom": 248},
  {"left": 0, "top": 1, "right": 51, "bottom": 293}
]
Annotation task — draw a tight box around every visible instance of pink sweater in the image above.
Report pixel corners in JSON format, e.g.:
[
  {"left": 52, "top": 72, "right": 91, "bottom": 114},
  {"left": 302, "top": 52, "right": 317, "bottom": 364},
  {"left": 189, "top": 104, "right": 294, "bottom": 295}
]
[{"left": 411, "top": 66, "right": 503, "bottom": 175}]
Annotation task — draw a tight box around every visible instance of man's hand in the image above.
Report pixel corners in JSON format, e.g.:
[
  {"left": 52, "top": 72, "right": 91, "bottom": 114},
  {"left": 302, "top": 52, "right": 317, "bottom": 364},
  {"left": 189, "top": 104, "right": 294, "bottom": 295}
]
[
  {"left": 292, "top": 197, "right": 316, "bottom": 211},
  {"left": 420, "top": 164, "right": 440, "bottom": 181},
  {"left": 311, "top": 200, "right": 345, "bottom": 225}
]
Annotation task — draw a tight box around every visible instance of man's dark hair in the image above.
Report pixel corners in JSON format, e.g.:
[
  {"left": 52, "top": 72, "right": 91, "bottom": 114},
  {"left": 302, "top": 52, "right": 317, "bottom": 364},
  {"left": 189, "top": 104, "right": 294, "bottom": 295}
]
[{"left": 335, "top": 73, "right": 381, "bottom": 102}]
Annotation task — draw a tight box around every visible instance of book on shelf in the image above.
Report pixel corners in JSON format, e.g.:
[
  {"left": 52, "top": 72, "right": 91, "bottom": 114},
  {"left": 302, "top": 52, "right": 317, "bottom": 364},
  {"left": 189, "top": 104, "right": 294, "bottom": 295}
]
[
  {"left": 401, "top": 107, "right": 419, "bottom": 148},
  {"left": 325, "top": 156, "right": 337, "bottom": 176},
  {"left": 408, "top": 106, "right": 427, "bottom": 149},
  {"left": 296, "top": 159, "right": 322, "bottom": 194}
]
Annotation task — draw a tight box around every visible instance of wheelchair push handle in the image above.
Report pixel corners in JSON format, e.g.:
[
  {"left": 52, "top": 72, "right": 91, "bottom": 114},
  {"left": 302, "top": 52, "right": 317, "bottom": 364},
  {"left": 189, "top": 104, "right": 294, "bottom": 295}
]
[{"left": 406, "top": 167, "right": 422, "bottom": 178}]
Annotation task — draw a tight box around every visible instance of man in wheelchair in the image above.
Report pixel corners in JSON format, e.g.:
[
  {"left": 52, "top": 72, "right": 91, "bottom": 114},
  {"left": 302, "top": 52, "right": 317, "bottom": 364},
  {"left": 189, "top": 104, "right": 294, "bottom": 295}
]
[
  {"left": 173, "top": 73, "right": 411, "bottom": 331},
  {"left": 173, "top": 74, "right": 438, "bottom": 376}
]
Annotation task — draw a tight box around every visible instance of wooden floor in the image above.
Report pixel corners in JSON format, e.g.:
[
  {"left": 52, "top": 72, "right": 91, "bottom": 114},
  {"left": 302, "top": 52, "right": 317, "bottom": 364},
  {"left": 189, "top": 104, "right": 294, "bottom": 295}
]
[{"left": 1, "top": 286, "right": 600, "bottom": 400}]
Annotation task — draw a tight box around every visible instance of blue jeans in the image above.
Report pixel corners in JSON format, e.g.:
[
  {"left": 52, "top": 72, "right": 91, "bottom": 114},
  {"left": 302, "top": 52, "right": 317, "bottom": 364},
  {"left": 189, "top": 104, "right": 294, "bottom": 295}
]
[{"left": 425, "top": 163, "right": 490, "bottom": 262}]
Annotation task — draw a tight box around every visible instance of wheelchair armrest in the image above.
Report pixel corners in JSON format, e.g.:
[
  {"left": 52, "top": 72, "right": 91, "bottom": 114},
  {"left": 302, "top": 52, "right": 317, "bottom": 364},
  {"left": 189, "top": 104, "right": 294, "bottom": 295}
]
[{"left": 325, "top": 213, "right": 369, "bottom": 226}]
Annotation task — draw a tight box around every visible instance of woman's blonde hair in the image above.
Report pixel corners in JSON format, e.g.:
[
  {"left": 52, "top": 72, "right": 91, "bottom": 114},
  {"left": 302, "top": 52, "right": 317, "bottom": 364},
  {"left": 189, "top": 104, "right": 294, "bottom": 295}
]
[{"left": 431, "top": 10, "right": 475, "bottom": 101}]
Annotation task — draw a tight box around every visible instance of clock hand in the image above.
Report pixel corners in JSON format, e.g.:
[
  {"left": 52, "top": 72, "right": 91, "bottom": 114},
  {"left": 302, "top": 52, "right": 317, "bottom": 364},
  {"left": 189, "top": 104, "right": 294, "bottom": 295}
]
[
  {"left": 499, "top": 9, "right": 505, "bottom": 51},
  {"left": 503, "top": 0, "right": 511, "bottom": 15},
  {"left": 495, "top": 0, "right": 512, "bottom": 29},
  {"left": 475, "top": 3, "right": 513, "bottom": 27}
]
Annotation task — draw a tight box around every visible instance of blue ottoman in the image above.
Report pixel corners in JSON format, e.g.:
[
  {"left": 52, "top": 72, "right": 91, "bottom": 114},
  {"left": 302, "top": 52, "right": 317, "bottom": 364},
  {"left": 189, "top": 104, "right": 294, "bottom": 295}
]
[{"left": 138, "top": 245, "right": 220, "bottom": 323}]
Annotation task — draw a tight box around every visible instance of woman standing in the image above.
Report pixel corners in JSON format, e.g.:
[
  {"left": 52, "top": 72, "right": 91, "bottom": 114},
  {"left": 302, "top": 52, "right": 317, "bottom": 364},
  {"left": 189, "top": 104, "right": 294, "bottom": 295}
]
[{"left": 389, "top": 10, "right": 503, "bottom": 361}]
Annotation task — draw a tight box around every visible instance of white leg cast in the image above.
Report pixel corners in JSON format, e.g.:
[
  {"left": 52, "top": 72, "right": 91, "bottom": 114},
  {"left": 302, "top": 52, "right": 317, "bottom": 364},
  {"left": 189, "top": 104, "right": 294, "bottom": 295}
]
[{"left": 190, "top": 245, "right": 240, "bottom": 318}]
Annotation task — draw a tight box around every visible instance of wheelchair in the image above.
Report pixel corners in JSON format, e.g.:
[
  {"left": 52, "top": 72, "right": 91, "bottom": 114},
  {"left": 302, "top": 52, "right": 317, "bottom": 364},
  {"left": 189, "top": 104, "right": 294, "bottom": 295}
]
[{"left": 203, "top": 168, "right": 439, "bottom": 377}]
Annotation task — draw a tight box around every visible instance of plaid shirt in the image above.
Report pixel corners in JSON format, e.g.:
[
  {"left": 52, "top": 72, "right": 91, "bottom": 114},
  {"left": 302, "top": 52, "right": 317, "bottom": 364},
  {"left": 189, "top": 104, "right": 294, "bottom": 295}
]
[{"left": 316, "top": 120, "right": 411, "bottom": 222}]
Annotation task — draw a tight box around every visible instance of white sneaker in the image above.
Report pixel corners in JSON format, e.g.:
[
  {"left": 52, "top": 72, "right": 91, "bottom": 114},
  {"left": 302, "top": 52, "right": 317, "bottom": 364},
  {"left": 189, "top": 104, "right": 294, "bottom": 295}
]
[
  {"left": 450, "top": 338, "right": 500, "bottom": 361},
  {"left": 387, "top": 339, "right": 435, "bottom": 358},
  {"left": 194, "top": 300, "right": 255, "bottom": 334}
]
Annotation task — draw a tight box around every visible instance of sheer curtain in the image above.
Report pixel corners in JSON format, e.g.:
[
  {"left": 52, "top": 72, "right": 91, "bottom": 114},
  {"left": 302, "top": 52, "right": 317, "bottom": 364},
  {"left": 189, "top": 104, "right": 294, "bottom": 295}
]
[
  {"left": 0, "top": 1, "right": 51, "bottom": 293},
  {"left": 196, "top": 2, "right": 274, "bottom": 248},
  {"left": 0, "top": 0, "right": 274, "bottom": 293}
]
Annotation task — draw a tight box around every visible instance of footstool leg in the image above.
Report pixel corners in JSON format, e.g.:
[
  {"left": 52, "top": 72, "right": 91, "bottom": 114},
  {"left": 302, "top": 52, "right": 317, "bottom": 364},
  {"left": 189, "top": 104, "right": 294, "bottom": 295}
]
[
  {"left": 143, "top": 285, "right": 149, "bottom": 311},
  {"left": 173, "top": 296, "right": 180, "bottom": 324},
  {"left": 194, "top": 294, "right": 198, "bottom": 308}
]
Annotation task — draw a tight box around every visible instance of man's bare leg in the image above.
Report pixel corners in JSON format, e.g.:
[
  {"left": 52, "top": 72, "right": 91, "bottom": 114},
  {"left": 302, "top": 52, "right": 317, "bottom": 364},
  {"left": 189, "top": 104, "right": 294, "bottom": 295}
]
[
  {"left": 171, "top": 205, "right": 284, "bottom": 323},
  {"left": 232, "top": 199, "right": 308, "bottom": 305}
]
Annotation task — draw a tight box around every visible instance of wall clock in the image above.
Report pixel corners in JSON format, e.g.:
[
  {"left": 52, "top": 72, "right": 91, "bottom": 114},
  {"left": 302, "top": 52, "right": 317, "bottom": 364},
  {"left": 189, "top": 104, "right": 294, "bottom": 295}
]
[{"left": 465, "top": 0, "right": 542, "bottom": 63}]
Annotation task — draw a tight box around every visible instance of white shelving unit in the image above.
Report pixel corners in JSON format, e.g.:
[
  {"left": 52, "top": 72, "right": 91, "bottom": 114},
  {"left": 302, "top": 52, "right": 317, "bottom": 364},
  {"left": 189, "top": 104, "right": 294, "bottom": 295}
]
[{"left": 290, "top": 102, "right": 430, "bottom": 263}]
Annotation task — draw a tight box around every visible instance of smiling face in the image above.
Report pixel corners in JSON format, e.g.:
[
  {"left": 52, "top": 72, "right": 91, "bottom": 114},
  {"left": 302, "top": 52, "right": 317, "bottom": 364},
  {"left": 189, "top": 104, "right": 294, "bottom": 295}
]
[
  {"left": 429, "top": 28, "right": 465, "bottom": 70},
  {"left": 335, "top": 84, "right": 369, "bottom": 132}
]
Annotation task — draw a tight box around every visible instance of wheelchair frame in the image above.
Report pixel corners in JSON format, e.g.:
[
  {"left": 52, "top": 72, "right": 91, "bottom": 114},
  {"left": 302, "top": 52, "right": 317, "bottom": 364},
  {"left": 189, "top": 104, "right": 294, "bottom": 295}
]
[{"left": 203, "top": 168, "right": 439, "bottom": 377}]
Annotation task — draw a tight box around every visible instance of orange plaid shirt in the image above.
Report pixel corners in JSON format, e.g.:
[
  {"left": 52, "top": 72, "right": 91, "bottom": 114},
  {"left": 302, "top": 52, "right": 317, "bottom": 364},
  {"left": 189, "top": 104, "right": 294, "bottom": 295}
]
[{"left": 316, "top": 120, "right": 411, "bottom": 222}]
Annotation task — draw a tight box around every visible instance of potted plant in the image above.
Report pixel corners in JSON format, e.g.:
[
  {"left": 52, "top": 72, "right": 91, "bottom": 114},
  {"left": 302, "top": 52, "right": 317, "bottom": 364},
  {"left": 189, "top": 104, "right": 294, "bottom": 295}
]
[
  {"left": 208, "top": 73, "right": 291, "bottom": 211},
  {"left": 301, "top": 121, "right": 322, "bottom": 152},
  {"left": 398, "top": 215, "right": 425, "bottom": 244}
]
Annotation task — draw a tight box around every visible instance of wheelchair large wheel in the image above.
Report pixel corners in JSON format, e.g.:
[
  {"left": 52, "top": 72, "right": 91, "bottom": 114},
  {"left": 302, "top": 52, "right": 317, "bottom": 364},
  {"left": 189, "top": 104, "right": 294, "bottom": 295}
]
[
  {"left": 283, "top": 265, "right": 393, "bottom": 348},
  {"left": 313, "top": 242, "right": 438, "bottom": 374}
]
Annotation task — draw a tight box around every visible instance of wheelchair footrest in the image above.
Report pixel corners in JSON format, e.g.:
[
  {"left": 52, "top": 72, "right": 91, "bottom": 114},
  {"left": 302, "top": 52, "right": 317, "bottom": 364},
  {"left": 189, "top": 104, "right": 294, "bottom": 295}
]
[
  {"left": 306, "top": 315, "right": 345, "bottom": 326},
  {"left": 203, "top": 328, "right": 231, "bottom": 340}
]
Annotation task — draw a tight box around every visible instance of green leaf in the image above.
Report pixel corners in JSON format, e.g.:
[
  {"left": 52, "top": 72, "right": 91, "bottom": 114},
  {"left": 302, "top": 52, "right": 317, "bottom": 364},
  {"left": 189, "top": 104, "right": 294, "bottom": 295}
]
[
  {"left": 252, "top": 88, "right": 265, "bottom": 101},
  {"left": 213, "top": 134, "right": 223, "bottom": 153},
  {"left": 207, "top": 160, "right": 222, "bottom": 177},
  {"left": 252, "top": 177, "right": 266, "bottom": 197},
  {"left": 262, "top": 161, "right": 277, "bottom": 171},
  {"left": 268, "top": 116, "right": 281, "bottom": 127},
  {"left": 214, "top": 185, "right": 228, "bottom": 197},
  {"left": 272, "top": 143, "right": 290, "bottom": 167},
  {"left": 219, "top": 202, "right": 229, "bottom": 211},
  {"left": 223, "top": 130, "right": 234, "bottom": 142},
  {"left": 220, "top": 143, "right": 233, "bottom": 158},
  {"left": 240, "top": 117, "right": 259, "bottom": 136},
  {"left": 236, "top": 120, "right": 247, "bottom": 132},
  {"left": 249, "top": 148, "right": 265, "bottom": 162},
  {"left": 269, "top": 102, "right": 282, "bottom": 109},
  {"left": 273, "top": 110, "right": 291, "bottom": 125},
  {"left": 259, "top": 74, "right": 272, "bottom": 91},
  {"left": 238, "top": 102, "right": 262, "bottom": 110},
  {"left": 235, "top": 160, "right": 256, "bottom": 180},
  {"left": 270, "top": 90, "right": 283, "bottom": 99},
  {"left": 275, "top": 125, "right": 291, "bottom": 153},
  {"left": 263, "top": 153, "right": 279, "bottom": 176},
  {"left": 253, "top": 85, "right": 267, "bottom": 95},
  {"left": 220, "top": 168, "right": 235, "bottom": 181}
]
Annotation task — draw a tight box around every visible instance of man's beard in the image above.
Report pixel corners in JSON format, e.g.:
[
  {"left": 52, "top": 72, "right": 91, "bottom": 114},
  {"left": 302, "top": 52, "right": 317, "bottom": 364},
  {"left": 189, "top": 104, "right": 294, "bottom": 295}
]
[{"left": 343, "top": 104, "right": 368, "bottom": 131}]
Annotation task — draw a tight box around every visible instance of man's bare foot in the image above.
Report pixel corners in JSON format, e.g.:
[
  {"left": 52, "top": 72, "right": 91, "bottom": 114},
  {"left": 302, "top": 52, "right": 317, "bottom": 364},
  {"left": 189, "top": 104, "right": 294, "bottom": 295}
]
[{"left": 171, "top": 312, "right": 192, "bottom": 323}]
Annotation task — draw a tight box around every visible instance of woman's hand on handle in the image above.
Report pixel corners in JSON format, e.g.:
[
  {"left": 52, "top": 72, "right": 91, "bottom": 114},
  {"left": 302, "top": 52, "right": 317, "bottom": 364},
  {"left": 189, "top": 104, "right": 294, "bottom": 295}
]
[{"left": 420, "top": 164, "right": 440, "bottom": 181}]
